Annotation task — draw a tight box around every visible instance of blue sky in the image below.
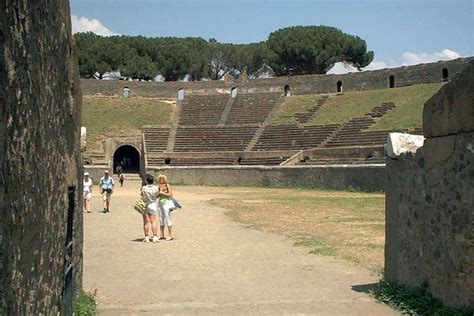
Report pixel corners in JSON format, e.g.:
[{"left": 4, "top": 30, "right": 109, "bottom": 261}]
[{"left": 70, "top": 0, "right": 473, "bottom": 72}]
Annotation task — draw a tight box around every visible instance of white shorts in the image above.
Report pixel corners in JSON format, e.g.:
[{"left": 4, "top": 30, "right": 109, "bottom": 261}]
[
  {"left": 159, "top": 200, "right": 174, "bottom": 227},
  {"left": 146, "top": 202, "right": 158, "bottom": 216},
  {"left": 83, "top": 191, "right": 92, "bottom": 200}
]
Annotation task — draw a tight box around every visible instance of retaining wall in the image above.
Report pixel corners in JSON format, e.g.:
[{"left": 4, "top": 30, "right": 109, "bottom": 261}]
[
  {"left": 147, "top": 165, "right": 385, "bottom": 191},
  {"left": 81, "top": 57, "right": 473, "bottom": 98},
  {"left": 385, "top": 61, "right": 474, "bottom": 307}
]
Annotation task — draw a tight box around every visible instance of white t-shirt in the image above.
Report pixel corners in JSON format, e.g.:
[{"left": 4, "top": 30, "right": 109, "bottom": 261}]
[
  {"left": 141, "top": 185, "right": 159, "bottom": 205},
  {"left": 83, "top": 178, "right": 93, "bottom": 193}
]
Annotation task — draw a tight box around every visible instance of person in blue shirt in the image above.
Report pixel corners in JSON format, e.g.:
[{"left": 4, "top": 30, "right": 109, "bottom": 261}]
[{"left": 99, "top": 170, "right": 115, "bottom": 213}]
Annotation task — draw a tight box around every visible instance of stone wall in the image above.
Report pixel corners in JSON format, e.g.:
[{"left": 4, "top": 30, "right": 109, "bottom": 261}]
[
  {"left": 81, "top": 57, "right": 472, "bottom": 98},
  {"left": 147, "top": 165, "right": 385, "bottom": 191},
  {"left": 0, "top": 1, "right": 82, "bottom": 314},
  {"left": 385, "top": 61, "right": 474, "bottom": 307}
]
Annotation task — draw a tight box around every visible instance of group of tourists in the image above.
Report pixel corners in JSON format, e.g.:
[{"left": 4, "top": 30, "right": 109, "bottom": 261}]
[{"left": 82, "top": 170, "right": 175, "bottom": 242}]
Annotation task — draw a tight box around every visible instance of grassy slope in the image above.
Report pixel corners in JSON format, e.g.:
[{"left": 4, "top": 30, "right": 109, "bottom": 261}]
[
  {"left": 272, "top": 83, "right": 444, "bottom": 131},
  {"left": 82, "top": 96, "right": 174, "bottom": 151}
]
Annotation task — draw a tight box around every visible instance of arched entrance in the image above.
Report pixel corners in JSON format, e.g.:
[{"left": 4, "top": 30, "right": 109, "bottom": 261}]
[
  {"left": 388, "top": 75, "right": 395, "bottom": 88},
  {"left": 442, "top": 68, "right": 449, "bottom": 82},
  {"left": 284, "top": 85, "right": 291, "bottom": 97},
  {"left": 113, "top": 145, "right": 140, "bottom": 173},
  {"left": 336, "top": 81, "right": 343, "bottom": 93},
  {"left": 231, "top": 87, "right": 238, "bottom": 98}
]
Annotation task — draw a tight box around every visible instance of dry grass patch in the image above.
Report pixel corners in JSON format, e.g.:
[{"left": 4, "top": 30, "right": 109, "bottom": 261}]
[{"left": 203, "top": 186, "right": 385, "bottom": 271}]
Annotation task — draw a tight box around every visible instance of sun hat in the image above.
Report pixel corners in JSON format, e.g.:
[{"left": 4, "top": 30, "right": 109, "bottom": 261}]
[
  {"left": 84, "top": 172, "right": 90, "bottom": 176},
  {"left": 104, "top": 170, "right": 109, "bottom": 173}
]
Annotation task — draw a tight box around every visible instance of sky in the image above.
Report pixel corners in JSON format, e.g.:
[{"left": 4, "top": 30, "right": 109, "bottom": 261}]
[{"left": 70, "top": 0, "right": 473, "bottom": 73}]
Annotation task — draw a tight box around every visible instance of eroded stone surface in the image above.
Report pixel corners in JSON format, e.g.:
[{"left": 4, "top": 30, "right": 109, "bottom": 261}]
[
  {"left": 386, "top": 62, "right": 474, "bottom": 307},
  {"left": 423, "top": 60, "right": 474, "bottom": 138},
  {"left": 386, "top": 132, "right": 425, "bottom": 158},
  {"left": 0, "top": 1, "right": 82, "bottom": 314}
]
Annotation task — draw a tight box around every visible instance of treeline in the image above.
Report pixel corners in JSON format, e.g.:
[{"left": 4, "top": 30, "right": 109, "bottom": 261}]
[{"left": 75, "top": 25, "right": 374, "bottom": 81}]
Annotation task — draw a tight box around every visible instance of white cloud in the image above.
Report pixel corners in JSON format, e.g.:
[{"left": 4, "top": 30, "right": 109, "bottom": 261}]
[
  {"left": 327, "top": 49, "right": 461, "bottom": 75},
  {"left": 71, "top": 15, "right": 119, "bottom": 36},
  {"left": 401, "top": 49, "right": 461, "bottom": 66}
]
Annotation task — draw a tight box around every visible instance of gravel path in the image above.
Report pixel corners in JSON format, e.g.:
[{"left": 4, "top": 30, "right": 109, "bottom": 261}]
[{"left": 83, "top": 180, "right": 396, "bottom": 315}]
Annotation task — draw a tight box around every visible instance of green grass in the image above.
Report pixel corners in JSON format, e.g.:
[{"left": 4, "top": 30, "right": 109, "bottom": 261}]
[
  {"left": 272, "top": 94, "right": 327, "bottom": 124},
  {"left": 271, "top": 83, "right": 444, "bottom": 130},
  {"left": 82, "top": 96, "right": 174, "bottom": 150},
  {"left": 375, "top": 280, "right": 474, "bottom": 315},
  {"left": 74, "top": 291, "right": 97, "bottom": 315}
]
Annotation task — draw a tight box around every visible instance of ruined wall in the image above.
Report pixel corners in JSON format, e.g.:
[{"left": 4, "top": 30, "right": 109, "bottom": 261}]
[
  {"left": 385, "top": 61, "right": 474, "bottom": 307},
  {"left": 81, "top": 57, "right": 472, "bottom": 97},
  {"left": 0, "top": 1, "right": 83, "bottom": 314}
]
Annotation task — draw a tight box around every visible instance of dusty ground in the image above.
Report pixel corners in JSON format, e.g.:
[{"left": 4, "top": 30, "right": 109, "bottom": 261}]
[{"left": 83, "top": 180, "right": 396, "bottom": 315}]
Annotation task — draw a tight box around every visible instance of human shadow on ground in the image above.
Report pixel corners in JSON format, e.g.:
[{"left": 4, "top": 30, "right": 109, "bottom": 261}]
[{"left": 351, "top": 283, "right": 379, "bottom": 293}]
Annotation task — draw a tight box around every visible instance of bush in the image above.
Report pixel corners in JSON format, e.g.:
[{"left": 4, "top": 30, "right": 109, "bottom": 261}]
[
  {"left": 375, "top": 280, "right": 474, "bottom": 315},
  {"left": 73, "top": 291, "right": 97, "bottom": 316}
]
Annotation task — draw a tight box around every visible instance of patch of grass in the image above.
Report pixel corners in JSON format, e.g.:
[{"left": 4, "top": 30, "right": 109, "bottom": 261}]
[
  {"left": 272, "top": 94, "right": 326, "bottom": 124},
  {"left": 74, "top": 291, "right": 97, "bottom": 316},
  {"left": 82, "top": 96, "right": 174, "bottom": 150},
  {"left": 202, "top": 185, "right": 386, "bottom": 271},
  {"left": 368, "top": 83, "right": 444, "bottom": 131},
  {"left": 271, "top": 83, "right": 443, "bottom": 130},
  {"left": 375, "top": 280, "right": 474, "bottom": 316}
]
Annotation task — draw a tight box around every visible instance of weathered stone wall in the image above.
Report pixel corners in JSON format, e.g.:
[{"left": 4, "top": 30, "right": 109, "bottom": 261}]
[
  {"left": 81, "top": 57, "right": 472, "bottom": 98},
  {"left": 147, "top": 165, "right": 385, "bottom": 191},
  {"left": 385, "top": 61, "right": 474, "bottom": 307},
  {"left": 0, "top": 1, "right": 82, "bottom": 314}
]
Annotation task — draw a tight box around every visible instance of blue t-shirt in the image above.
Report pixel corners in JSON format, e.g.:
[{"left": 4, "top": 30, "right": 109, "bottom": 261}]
[{"left": 100, "top": 176, "right": 115, "bottom": 190}]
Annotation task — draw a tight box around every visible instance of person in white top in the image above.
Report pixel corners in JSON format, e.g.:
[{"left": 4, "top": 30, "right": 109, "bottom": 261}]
[
  {"left": 83, "top": 172, "right": 93, "bottom": 213},
  {"left": 140, "top": 173, "right": 160, "bottom": 243}
]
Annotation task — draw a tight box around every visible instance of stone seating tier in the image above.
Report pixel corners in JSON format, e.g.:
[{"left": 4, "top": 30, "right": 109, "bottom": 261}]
[
  {"left": 299, "top": 157, "right": 386, "bottom": 165},
  {"left": 226, "top": 92, "right": 281, "bottom": 125},
  {"left": 143, "top": 127, "right": 171, "bottom": 152},
  {"left": 173, "top": 126, "right": 259, "bottom": 152},
  {"left": 253, "top": 124, "right": 339, "bottom": 151},
  {"left": 179, "top": 94, "right": 229, "bottom": 126},
  {"left": 147, "top": 156, "right": 290, "bottom": 166}
]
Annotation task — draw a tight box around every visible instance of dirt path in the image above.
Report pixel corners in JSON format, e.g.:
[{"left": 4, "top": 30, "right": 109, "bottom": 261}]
[{"left": 83, "top": 180, "right": 395, "bottom": 315}]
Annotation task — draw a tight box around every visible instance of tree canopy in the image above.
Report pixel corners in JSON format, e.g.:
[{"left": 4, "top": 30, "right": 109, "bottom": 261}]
[
  {"left": 75, "top": 25, "right": 374, "bottom": 80},
  {"left": 267, "top": 26, "right": 374, "bottom": 75}
]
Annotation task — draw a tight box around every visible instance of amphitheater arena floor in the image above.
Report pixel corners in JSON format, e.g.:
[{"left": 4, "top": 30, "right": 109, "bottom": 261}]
[{"left": 83, "top": 180, "right": 395, "bottom": 315}]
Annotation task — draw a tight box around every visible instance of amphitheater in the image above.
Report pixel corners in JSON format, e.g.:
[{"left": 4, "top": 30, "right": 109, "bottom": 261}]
[{"left": 83, "top": 57, "right": 471, "bottom": 191}]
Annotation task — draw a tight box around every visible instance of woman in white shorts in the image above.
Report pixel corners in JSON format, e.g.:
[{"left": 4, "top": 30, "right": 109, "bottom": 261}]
[
  {"left": 158, "top": 174, "right": 175, "bottom": 241},
  {"left": 83, "top": 172, "right": 93, "bottom": 213},
  {"left": 141, "top": 173, "right": 160, "bottom": 243}
]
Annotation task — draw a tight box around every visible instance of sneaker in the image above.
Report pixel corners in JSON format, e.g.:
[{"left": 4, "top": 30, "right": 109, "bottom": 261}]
[
  {"left": 165, "top": 237, "right": 174, "bottom": 241},
  {"left": 103, "top": 208, "right": 107, "bottom": 213},
  {"left": 143, "top": 236, "right": 150, "bottom": 243},
  {"left": 152, "top": 236, "right": 159, "bottom": 243}
]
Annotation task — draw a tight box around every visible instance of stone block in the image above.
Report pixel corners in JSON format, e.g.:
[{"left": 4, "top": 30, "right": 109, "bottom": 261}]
[
  {"left": 423, "top": 61, "right": 474, "bottom": 138},
  {"left": 81, "top": 127, "right": 87, "bottom": 152},
  {"left": 385, "top": 132, "right": 425, "bottom": 158}
]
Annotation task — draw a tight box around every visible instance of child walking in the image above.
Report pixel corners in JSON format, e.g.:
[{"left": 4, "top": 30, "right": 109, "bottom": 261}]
[{"left": 158, "top": 174, "right": 175, "bottom": 241}]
